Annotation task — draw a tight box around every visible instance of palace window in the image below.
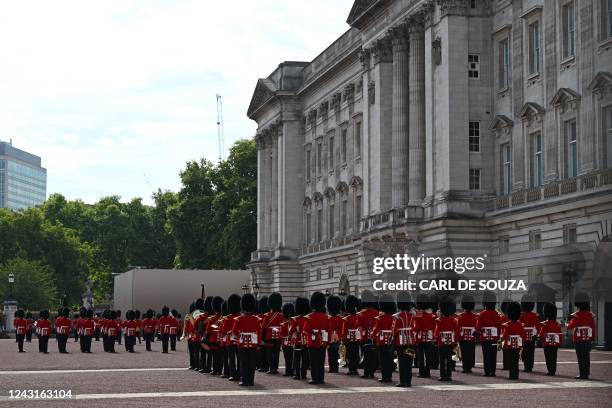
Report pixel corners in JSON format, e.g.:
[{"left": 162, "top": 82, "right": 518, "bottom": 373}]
[
  {"left": 531, "top": 132, "right": 543, "bottom": 187},
  {"left": 606, "top": 107, "right": 612, "bottom": 168},
  {"left": 329, "top": 135, "right": 335, "bottom": 169},
  {"left": 305, "top": 149, "right": 311, "bottom": 182},
  {"left": 355, "top": 194, "right": 362, "bottom": 230},
  {"left": 329, "top": 204, "right": 335, "bottom": 238},
  {"left": 564, "top": 224, "right": 577, "bottom": 244},
  {"left": 469, "top": 121, "right": 480, "bottom": 152},
  {"left": 355, "top": 120, "right": 362, "bottom": 158},
  {"left": 469, "top": 168, "right": 481, "bottom": 190},
  {"left": 499, "top": 236, "right": 510, "bottom": 255},
  {"left": 341, "top": 128, "right": 348, "bottom": 163},
  {"left": 498, "top": 38, "right": 510, "bottom": 89},
  {"left": 316, "top": 208, "right": 323, "bottom": 242},
  {"left": 468, "top": 54, "right": 480, "bottom": 79},
  {"left": 306, "top": 212, "right": 312, "bottom": 244},
  {"left": 528, "top": 20, "right": 541, "bottom": 75},
  {"left": 501, "top": 143, "right": 512, "bottom": 194},
  {"left": 562, "top": 2, "right": 576, "bottom": 59},
  {"left": 565, "top": 119, "right": 577, "bottom": 178},
  {"left": 529, "top": 230, "right": 542, "bottom": 250},
  {"left": 341, "top": 199, "right": 348, "bottom": 235},
  {"left": 317, "top": 142, "right": 322, "bottom": 175}
]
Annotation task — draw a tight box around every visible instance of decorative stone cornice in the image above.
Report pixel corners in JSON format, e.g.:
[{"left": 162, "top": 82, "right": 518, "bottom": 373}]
[
  {"left": 343, "top": 83, "right": 355, "bottom": 104},
  {"left": 588, "top": 71, "right": 612, "bottom": 99},
  {"left": 519, "top": 102, "right": 545, "bottom": 125},
  {"left": 335, "top": 181, "right": 349, "bottom": 195},
  {"left": 307, "top": 109, "right": 317, "bottom": 127},
  {"left": 551, "top": 88, "right": 581, "bottom": 113},
  {"left": 318, "top": 101, "right": 329, "bottom": 119},
  {"left": 371, "top": 36, "right": 392, "bottom": 64},
  {"left": 490, "top": 114, "right": 513, "bottom": 136},
  {"left": 330, "top": 92, "right": 342, "bottom": 113},
  {"left": 359, "top": 48, "right": 371, "bottom": 71},
  {"left": 437, "top": 0, "right": 468, "bottom": 17},
  {"left": 419, "top": 1, "right": 435, "bottom": 27},
  {"left": 389, "top": 24, "right": 409, "bottom": 52},
  {"left": 350, "top": 176, "right": 363, "bottom": 190},
  {"left": 406, "top": 14, "right": 425, "bottom": 38},
  {"left": 313, "top": 192, "right": 324, "bottom": 203}
]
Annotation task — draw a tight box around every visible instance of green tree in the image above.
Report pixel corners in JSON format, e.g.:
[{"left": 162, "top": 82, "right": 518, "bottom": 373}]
[{"left": 0, "top": 258, "right": 59, "bottom": 310}]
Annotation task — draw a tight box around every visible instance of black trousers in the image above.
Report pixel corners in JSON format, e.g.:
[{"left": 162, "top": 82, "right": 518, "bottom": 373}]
[
  {"left": 161, "top": 334, "right": 169, "bottom": 353},
  {"left": 308, "top": 347, "right": 326, "bottom": 384},
  {"left": 79, "top": 333, "right": 86, "bottom": 352},
  {"left": 378, "top": 344, "right": 394, "bottom": 381},
  {"left": 144, "top": 333, "right": 153, "bottom": 351},
  {"left": 228, "top": 345, "right": 240, "bottom": 379},
  {"left": 38, "top": 336, "right": 49, "bottom": 352},
  {"left": 188, "top": 341, "right": 197, "bottom": 368},
  {"left": 125, "top": 335, "right": 136, "bottom": 352},
  {"left": 266, "top": 340, "right": 281, "bottom": 372},
  {"left": 362, "top": 341, "right": 378, "bottom": 376},
  {"left": 431, "top": 342, "right": 439, "bottom": 369},
  {"left": 221, "top": 346, "right": 229, "bottom": 377},
  {"left": 459, "top": 341, "right": 475, "bottom": 372},
  {"left": 95, "top": 328, "right": 100, "bottom": 341},
  {"left": 170, "top": 335, "right": 177, "bottom": 351},
  {"left": 82, "top": 335, "right": 92, "bottom": 353},
  {"left": 544, "top": 346, "right": 558, "bottom": 375},
  {"left": 106, "top": 335, "right": 116, "bottom": 352},
  {"left": 74, "top": 330, "right": 79, "bottom": 342},
  {"left": 439, "top": 345, "right": 453, "bottom": 380},
  {"left": 502, "top": 348, "right": 508, "bottom": 370},
  {"left": 211, "top": 345, "right": 223, "bottom": 374},
  {"left": 57, "top": 334, "right": 68, "bottom": 353},
  {"left": 26, "top": 330, "right": 32, "bottom": 342},
  {"left": 507, "top": 348, "right": 520, "bottom": 379},
  {"left": 293, "top": 346, "right": 309, "bottom": 379},
  {"left": 117, "top": 331, "right": 122, "bottom": 344},
  {"left": 522, "top": 340, "right": 535, "bottom": 371},
  {"left": 575, "top": 341, "right": 591, "bottom": 378},
  {"left": 239, "top": 348, "right": 257, "bottom": 385},
  {"left": 417, "top": 342, "right": 434, "bottom": 377},
  {"left": 327, "top": 342, "right": 340, "bottom": 372},
  {"left": 16, "top": 334, "right": 25, "bottom": 352},
  {"left": 346, "top": 342, "right": 360, "bottom": 374},
  {"left": 396, "top": 345, "right": 414, "bottom": 386},
  {"left": 257, "top": 345, "right": 269, "bottom": 371},
  {"left": 481, "top": 341, "right": 497, "bottom": 375},
  {"left": 199, "top": 347, "right": 207, "bottom": 371},
  {"left": 282, "top": 346, "right": 294, "bottom": 376}
]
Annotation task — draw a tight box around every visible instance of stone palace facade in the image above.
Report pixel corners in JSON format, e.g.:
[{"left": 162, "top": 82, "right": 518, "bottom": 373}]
[{"left": 247, "top": 0, "right": 612, "bottom": 347}]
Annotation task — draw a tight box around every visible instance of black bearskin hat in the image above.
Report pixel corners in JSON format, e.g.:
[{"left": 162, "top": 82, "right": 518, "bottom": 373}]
[
  {"left": 397, "top": 292, "right": 412, "bottom": 311},
  {"left": 195, "top": 298, "right": 204, "bottom": 310},
  {"left": 189, "top": 302, "right": 196, "bottom": 313},
  {"left": 40, "top": 310, "right": 49, "bottom": 319},
  {"left": 500, "top": 298, "right": 512, "bottom": 315},
  {"left": 204, "top": 296, "right": 213, "bottom": 313},
  {"left": 228, "top": 294, "right": 241, "bottom": 314},
  {"left": 507, "top": 301, "right": 521, "bottom": 321},
  {"left": 439, "top": 297, "right": 456, "bottom": 317},
  {"left": 16, "top": 309, "right": 25, "bottom": 318},
  {"left": 212, "top": 296, "right": 224, "bottom": 313},
  {"left": 310, "top": 291, "right": 326, "bottom": 312},
  {"left": 295, "top": 297, "right": 310, "bottom": 316},
  {"left": 461, "top": 294, "right": 475, "bottom": 311},
  {"left": 221, "top": 301, "right": 228, "bottom": 316},
  {"left": 574, "top": 291, "right": 590, "bottom": 311},
  {"left": 258, "top": 296, "right": 269, "bottom": 314},
  {"left": 361, "top": 290, "right": 378, "bottom": 309},
  {"left": 379, "top": 294, "right": 396, "bottom": 314},
  {"left": 521, "top": 294, "right": 535, "bottom": 312},
  {"left": 86, "top": 309, "right": 94, "bottom": 318},
  {"left": 282, "top": 302, "right": 295, "bottom": 319},
  {"left": 156, "top": 313, "right": 161, "bottom": 319},
  {"left": 345, "top": 295, "right": 359, "bottom": 314},
  {"left": 135, "top": 310, "right": 141, "bottom": 319},
  {"left": 171, "top": 309, "right": 179, "bottom": 317},
  {"left": 241, "top": 293, "right": 256, "bottom": 313},
  {"left": 126, "top": 310, "right": 135, "bottom": 320},
  {"left": 109, "top": 310, "right": 117, "bottom": 319},
  {"left": 146, "top": 309, "right": 153, "bottom": 319},
  {"left": 543, "top": 303, "right": 557, "bottom": 320},
  {"left": 26, "top": 311, "right": 32, "bottom": 319},
  {"left": 62, "top": 307, "right": 70, "bottom": 317},
  {"left": 327, "top": 295, "right": 342, "bottom": 316},
  {"left": 482, "top": 290, "right": 497, "bottom": 310},
  {"left": 116, "top": 310, "right": 122, "bottom": 317},
  {"left": 79, "top": 307, "right": 86, "bottom": 318},
  {"left": 161, "top": 305, "right": 170, "bottom": 316},
  {"left": 416, "top": 293, "right": 430, "bottom": 310},
  {"left": 268, "top": 292, "right": 282, "bottom": 311}
]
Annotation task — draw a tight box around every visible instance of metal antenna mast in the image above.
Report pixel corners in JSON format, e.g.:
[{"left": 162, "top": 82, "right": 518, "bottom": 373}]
[{"left": 216, "top": 94, "right": 224, "bottom": 161}]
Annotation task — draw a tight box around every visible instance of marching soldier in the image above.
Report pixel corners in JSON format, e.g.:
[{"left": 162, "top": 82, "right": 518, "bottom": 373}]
[
  {"left": 219, "top": 301, "right": 230, "bottom": 377},
  {"left": 124, "top": 310, "right": 138, "bottom": 353},
  {"left": 14, "top": 309, "right": 27, "bottom": 352},
  {"left": 303, "top": 292, "right": 329, "bottom": 385},
  {"left": 105, "top": 310, "right": 119, "bottom": 353},
  {"left": 115, "top": 310, "right": 122, "bottom": 345},
  {"left": 501, "top": 302, "right": 524, "bottom": 380},
  {"left": 435, "top": 297, "right": 460, "bottom": 382},
  {"left": 205, "top": 296, "right": 224, "bottom": 374},
  {"left": 256, "top": 296, "right": 270, "bottom": 373},
  {"left": 81, "top": 309, "right": 95, "bottom": 353},
  {"left": 231, "top": 293, "right": 260, "bottom": 386},
  {"left": 567, "top": 292, "right": 596, "bottom": 380},
  {"left": 134, "top": 310, "right": 143, "bottom": 345},
  {"left": 73, "top": 311, "right": 81, "bottom": 342},
  {"left": 55, "top": 307, "right": 71, "bottom": 354},
  {"left": 36, "top": 310, "right": 51, "bottom": 353},
  {"left": 262, "top": 292, "right": 284, "bottom": 374},
  {"left": 458, "top": 294, "right": 477, "bottom": 373},
  {"left": 225, "top": 294, "right": 242, "bottom": 381},
  {"left": 538, "top": 302, "right": 562, "bottom": 376},
  {"left": 326, "top": 295, "right": 343, "bottom": 374},
  {"left": 158, "top": 306, "right": 172, "bottom": 354},
  {"left": 94, "top": 312, "right": 101, "bottom": 342},
  {"left": 413, "top": 293, "right": 436, "bottom": 378},
  {"left": 169, "top": 309, "right": 180, "bottom": 351},
  {"left": 280, "top": 302, "right": 295, "bottom": 377},
  {"left": 477, "top": 291, "right": 502, "bottom": 377},
  {"left": 519, "top": 294, "right": 540, "bottom": 373},
  {"left": 290, "top": 297, "right": 310, "bottom": 380},
  {"left": 372, "top": 294, "right": 396, "bottom": 383},
  {"left": 25, "top": 311, "right": 34, "bottom": 343},
  {"left": 77, "top": 308, "right": 86, "bottom": 351},
  {"left": 342, "top": 295, "right": 361, "bottom": 376},
  {"left": 358, "top": 290, "right": 379, "bottom": 379},
  {"left": 200, "top": 296, "right": 214, "bottom": 372},
  {"left": 142, "top": 309, "right": 157, "bottom": 351},
  {"left": 393, "top": 292, "right": 414, "bottom": 387},
  {"left": 499, "top": 298, "right": 511, "bottom": 370},
  {"left": 185, "top": 303, "right": 196, "bottom": 367}
]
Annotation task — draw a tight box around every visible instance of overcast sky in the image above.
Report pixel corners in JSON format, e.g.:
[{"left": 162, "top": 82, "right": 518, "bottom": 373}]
[{"left": 0, "top": 0, "right": 354, "bottom": 204}]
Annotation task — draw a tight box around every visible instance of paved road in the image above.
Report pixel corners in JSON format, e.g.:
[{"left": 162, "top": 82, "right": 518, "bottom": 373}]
[{"left": 2, "top": 339, "right": 611, "bottom": 407}]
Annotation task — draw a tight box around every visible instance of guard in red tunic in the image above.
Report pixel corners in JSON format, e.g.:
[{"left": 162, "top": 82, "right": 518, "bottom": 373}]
[
  {"left": 81, "top": 309, "right": 95, "bottom": 353},
  {"left": 539, "top": 302, "right": 562, "bottom": 376},
  {"left": 231, "top": 293, "right": 261, "bottom": 386},
  {"left": 72, "top": 311, "right": 80, "bottom": 342},
  {"left": 77, "top": 308, "right": 86, "bottom": 352},
  {"left": 435, "top": 298, "right": 460, "bottom": 382},
  {"left": 25, "top": 312, "right": 34, "bottom": 343},
  {"left": 326, "top": 295, "right": 343, "bottom": 374},
  {"left": 477, "top": 291, "right": 502, "bottom": 377},
  {"left": 393, "top": 292, "right": 414, "bottom": 387},
  {"left": 218, "top": 302, "right": 230, "bottom": 377},
  {"left": 14, "top": 309, "right": 27, "bottom": 353},
  {"left": 262, "top": 292, "right": 284, "bottom": 374},
  {"left": 223, "top": 294, "right": 242, "bottom": 381},
  {"left": 342, "top": 295, "right": 361, "bottom": 376},
  {"left": 200, "top": 296, "right": 214, "bottom": 372},
  {"left": 205, "top": 297, "right": 224, "bottom": 374},
  {"left": 358, "top": 290, "right": 380, "bottom": 379},
  {"left": 501, "top": 302, "right": 524, "bottom": 380},
  {"left": 93, "top": 312, "right": 101, "bottom": 342},
  {"left": 458, "top": 294, "right": 477, "bottom": 373},
  {"left": 124, "top": 310, "right": 139, "bottom": 352},
  {"left": 158, "top": 306, "right": 174, "bottom": 354},
  {"left": 134, "top": 310, "right": 142, "bottom": 345},
  {"left": 372, "top": 294, "right": 396, "bottom": 383},
  {"left": 169, "top": 309, "right": 180, "bottom": 351},
  {"left": 499, "top": 298, "right": 511, "bottom": 370},
  {"left": 567, "top": 292, "right": 596, "bottom": 379},
  {"left": 36, "top": 310, "right": 51, "bottom": 353},
  {"left": 55, "top": 307, "right": 72, "bottom": 354},
  {"left": 304, "top": 292, "right": 329, "bottom": 385},
  {"left": 519, "top": 294, "right": 540, "bottom": 372},
  {"left": 413, "top": 293, "right": 436, "bottom": 378},
  {"left": 104, "top": 310, "right": 119, "bottom": 353},
  {"left": 184, "top": 302, "right": 196, "bottom": 367},
  {"left": 142, "top": 309, "right": 157, "bottom": 352},
  {"left": 115, "top": 310, "right": 122, "bottom": 345},
  {"left": 289, "top": 297, "right": 310, "bottom": 380},
  {"left": 280, "top": 302, "right": 295, "bottom": 377},
  {"left": 256, "top": 296, "right": 270, "bottom": 373}
]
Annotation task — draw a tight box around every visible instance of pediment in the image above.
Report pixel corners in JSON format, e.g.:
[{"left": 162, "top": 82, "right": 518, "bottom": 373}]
[
  {"left": 347, "top": 0, "right": 386, "bottom": 27},
  {"left": 489, "top": 114, "right": 513, "bottom": 130},
  {"left": 550, "top": 88, "right": 581, "bottom": 107},
  {"left": 247, "top": 79, "right": 277, "bottom": 118},
  {"left": 519, "top": 102, "right": 545, "bottom": 120},
  {"left": 588, "top": 71, "right": 612, "bottom": 93}
]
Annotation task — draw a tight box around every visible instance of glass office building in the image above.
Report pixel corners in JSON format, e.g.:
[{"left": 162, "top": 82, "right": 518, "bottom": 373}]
[{"left": 0, "top": 141, "right": 47, "bottom": 211}]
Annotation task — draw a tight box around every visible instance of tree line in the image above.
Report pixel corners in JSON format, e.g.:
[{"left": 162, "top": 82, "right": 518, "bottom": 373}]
[{"left": 0, "top": 139, "right": 256, "bottom": 310}]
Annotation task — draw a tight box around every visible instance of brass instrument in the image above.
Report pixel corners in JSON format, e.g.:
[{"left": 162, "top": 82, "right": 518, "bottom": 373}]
[
  {"left": 338, "top": 343, "right": 347, "bottom": 365},
  {"left": 404, "top": 345, "right": 416, "bottom": 358},
  {"left": 452, "top": 344, "right": 462, "bottom": 362}
]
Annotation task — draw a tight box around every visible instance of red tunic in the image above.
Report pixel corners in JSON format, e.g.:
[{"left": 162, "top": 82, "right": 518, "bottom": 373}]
[
  {"left": 14, "top": 318, "right": 27, "bottom": 336},
  {"left": 328, "top": 315, "right": 343, "bottom": 343},
  {"left": 477, "top": 309, "right": 502, "bottom": 341},
  {"left": 457, "top": 311, "right": 478, "bottom": 342},
  {"left": 142, "top": 318, "right": 157, "bottom": 335},
  {"left": 413, "top": 310, "right": 436, "bottom": 343},
  {"left": 539, "top": 320, "right": 563, "bottom": 347},
  {"left": 279, "top": 319, "right": 291, "bottom": 347},
  {"left": 231, "top": 314, "right": 261, "bottom": 349},
  {"left": 519, "top": 311, "right": 541, "bottom": 342},
  {"left": 289, "top": 315, "right": 308, "bottom": 346},
  {"left": 393, "top": 311, "right": 414, "bottom": 346},
  {"left": 158, "top": 315, "right": 179, "bottom": 335},
  {"left": 262, "top": 311, "right": 285, "bottom": 342},
  {"left": 54, "top": 316, "right": 72, "bottom": 336},
  {"left": 36, "top": 319, "right": 51, "bottom": 336},
  {"left": 357, "top": 308, "right": 379, "bottom": 341},
  {"left": 124, "top": 320, "right": 139, "bottom": 336},
  {"left": 435, "top": 316, "right": 460, "bottom": 347},
  {"left": 372, "top": 314, "right": 395, "bottom": 346},
  {"left": 81, "top": 318, "right": 95, "bottom": 336},
  {"left": 567, "top": 310, "right": 595, "bottom": 343},
  {"left": 501, "top": 321, "right": 524, "bottom": 349},
  {"left": 220, "top": 313, "right": 239, "bottom": 346},
  {"left": 304, "top": 311, "right": 330, "bottom": 348},
  {"left": 205, "top": 314, "right": 222, "bottom": 343},
  {"left": 342, "top": 314, "right": 361, "bottom": 343}
]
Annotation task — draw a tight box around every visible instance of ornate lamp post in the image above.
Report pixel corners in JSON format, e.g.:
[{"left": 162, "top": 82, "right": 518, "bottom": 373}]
[
  {"left": 3, "top": 273, "right": 17, "bottom": 332},
  {"left": 8, "top": 273, "right": 14, "bottom": 300}
]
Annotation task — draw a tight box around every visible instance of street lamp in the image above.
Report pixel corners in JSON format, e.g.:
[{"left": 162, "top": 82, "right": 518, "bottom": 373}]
[{"left": 7, "top": 273, "right": 14, "bottom": 300}]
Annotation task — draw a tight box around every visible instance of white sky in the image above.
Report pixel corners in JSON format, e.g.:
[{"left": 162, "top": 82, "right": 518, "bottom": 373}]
[{"left": 0, "top": 0, "right": 354, "bottom": 204}]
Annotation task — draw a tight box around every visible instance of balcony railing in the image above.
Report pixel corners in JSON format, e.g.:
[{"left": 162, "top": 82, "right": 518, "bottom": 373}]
[
  {"left": 493, "top": 169, "right": 612, "bottom": 211},
  {"left": 300, "top": 235, "right": 354, "bottom": 256}
]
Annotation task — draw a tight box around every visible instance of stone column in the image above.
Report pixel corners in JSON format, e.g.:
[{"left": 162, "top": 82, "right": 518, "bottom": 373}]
[
  {"left": 408, "top": 17, "right": 426, "bottom": 206},
  {"left": 262, "top": 131, "right": 271, "bottom": 249},
  {"left": 256, "top": 134, "right": 265, "bottom": 249},
  {"left": 390, "top": 25, "right": 409, "bottom": 208},
  {"left": 271, "top": 125, "right": 279, "bottom": 249}
]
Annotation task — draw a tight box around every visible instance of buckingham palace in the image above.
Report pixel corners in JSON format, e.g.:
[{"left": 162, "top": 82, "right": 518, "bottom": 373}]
[{"left": 246, "top": 0, "right": 612, "bottom": 347}]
